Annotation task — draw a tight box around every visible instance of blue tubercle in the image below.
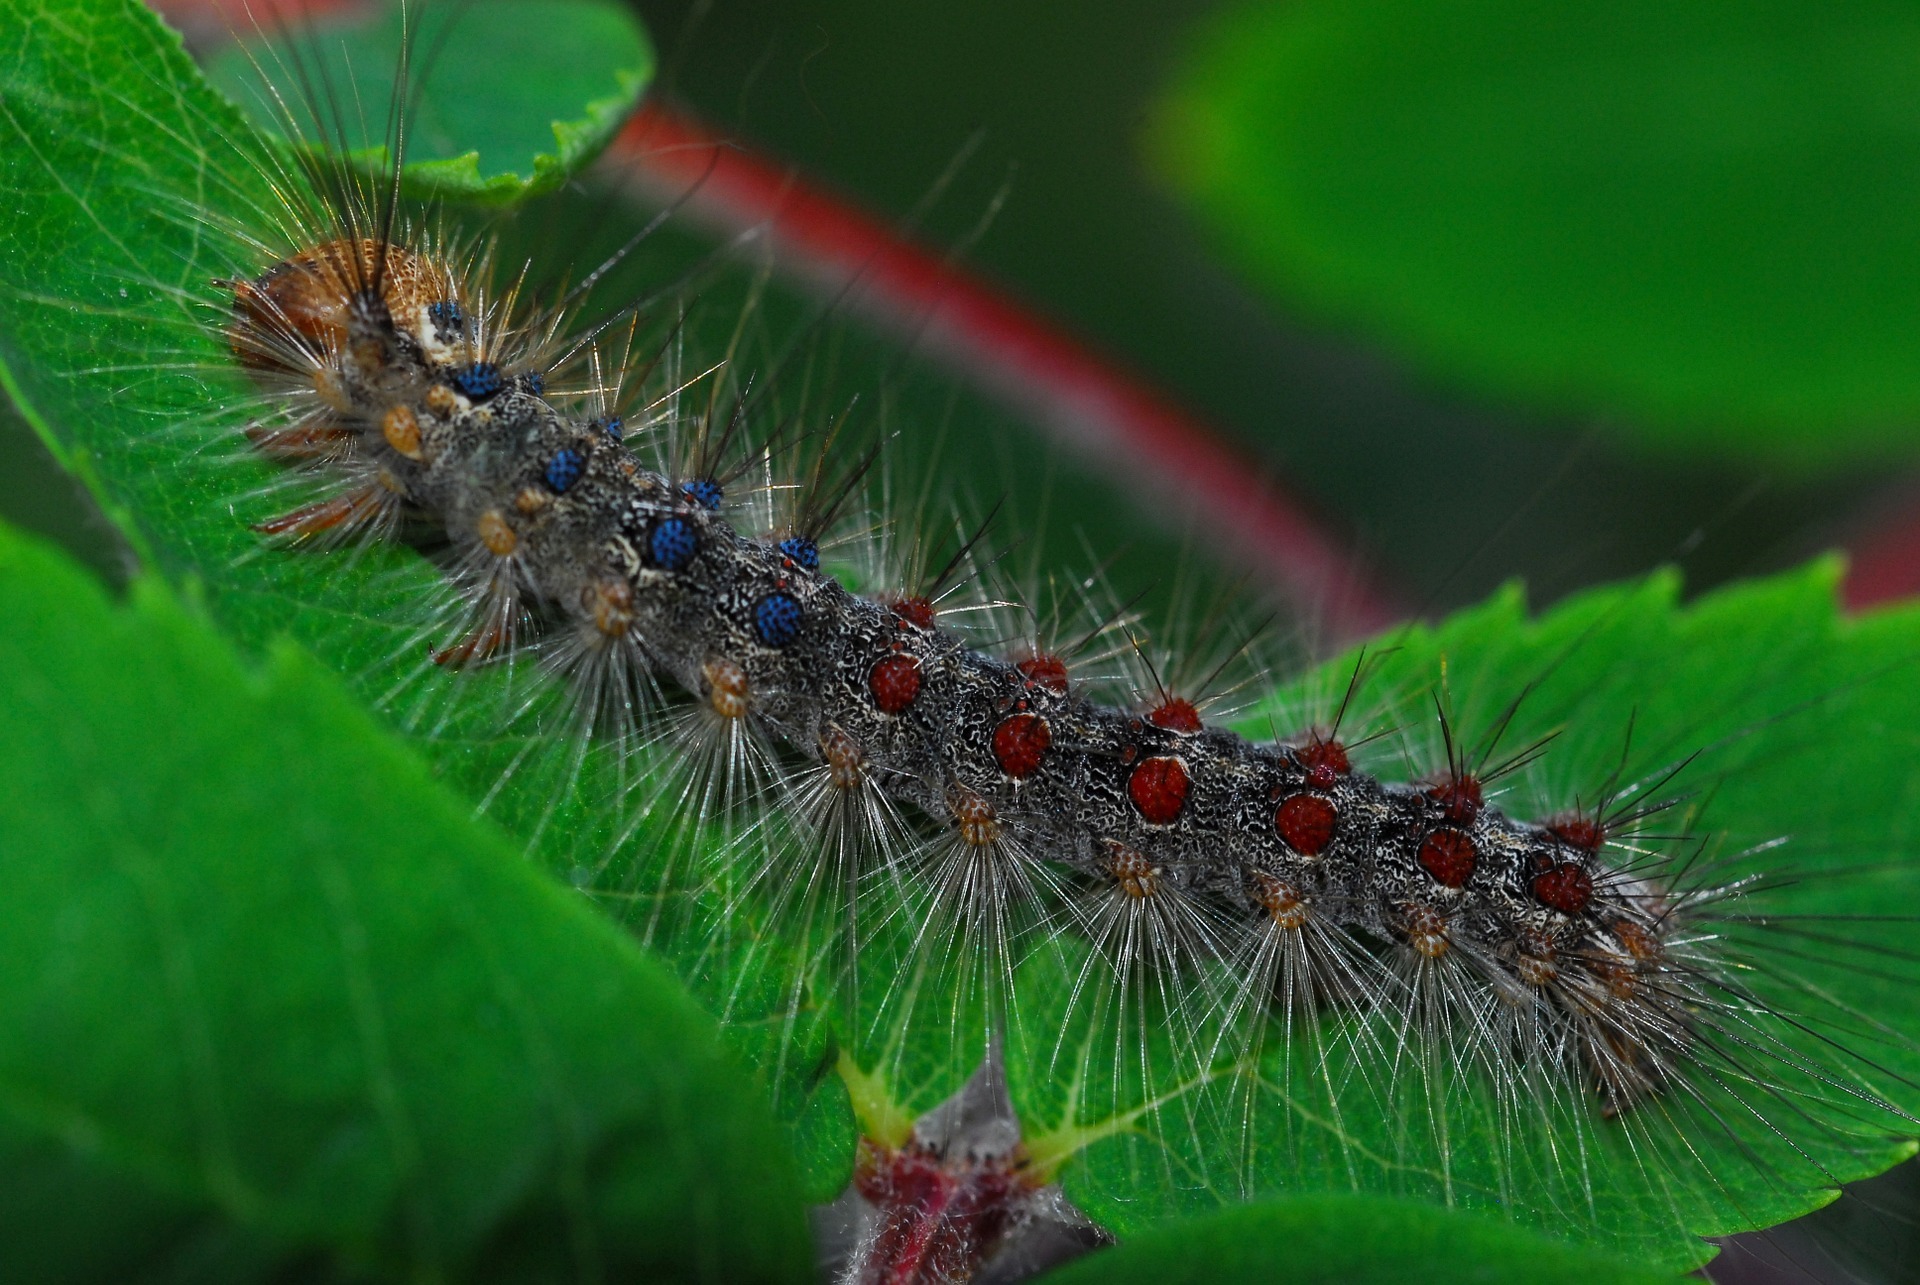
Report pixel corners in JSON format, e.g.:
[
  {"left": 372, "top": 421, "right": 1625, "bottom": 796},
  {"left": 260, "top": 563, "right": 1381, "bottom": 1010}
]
[
  {"left": 521, "top": 371, "right": 546, "bottom": 396},
  {"left": 754, "top": 592, "right": 804, "bottom": 648},
  {"left": 649, "top": 518, "right": 698, "bottom": 572},
  {"left": 427, "top": 299, "right": 466, "bottom": 336},
  {"left": 778, "top": 536, "right": 821, "bottom": 571},
  {"left": 544, "top": 448, "right": 584, "bottom": 494},
  {"left": 597, "top": 416, "right": 624, "bottom": 442},
  {"left": 448, "top": 362, "right": 504, "bottom": 401},
  {"left": 681, "top": 478, "right": 724, "bottom": 511}
]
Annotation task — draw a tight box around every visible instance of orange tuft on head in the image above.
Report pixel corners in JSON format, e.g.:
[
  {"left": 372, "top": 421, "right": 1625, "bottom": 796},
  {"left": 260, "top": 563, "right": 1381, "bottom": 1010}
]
[{"left": 230, "top": 238, "right": 459, "bottom": 373}]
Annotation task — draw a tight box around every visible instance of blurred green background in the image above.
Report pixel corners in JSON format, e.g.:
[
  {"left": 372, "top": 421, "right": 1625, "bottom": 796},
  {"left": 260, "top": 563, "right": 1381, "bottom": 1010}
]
[
  {"left": 11, "top": 0, "right": 1918, "bottom": 617},
  {"left": 620, "top": 0, "right": 1908, "bottom": 611}
]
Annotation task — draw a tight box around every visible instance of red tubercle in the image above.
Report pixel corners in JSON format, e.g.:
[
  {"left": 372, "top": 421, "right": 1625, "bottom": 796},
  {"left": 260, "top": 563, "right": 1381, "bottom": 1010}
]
[
  {"left": 992, "top": 713, "right": 1051, "bottom": 779},
  {"left": 890, "top": 595, "right": 937, "bottom": 630},
  {"left": 1532, "top": 862, "right": 1595, "bottom": 915},
  {"left": 1275, "top": 793, "right": 1337, "bottom": 856},
  {"left": 1549, "top": 815, "right": 1607, "bottom": 852},
  {"left": 607, "top": 102, "right": 1404, "bottom": 640},
  {"left": 1017, "top": 653, "right": 1070, "bottom": 694},
  {"left": 1418, "top": 828, "right": 1478, "bottom": 888},
  {"left": 1146, "top": 697, "right": 1203, "bottom": 734},
  {"left": 1128, "top": 756, "right": 1190, "bottom": 825},
  {"left": 1292, "top": 733, "right": 1351, "bottom": 791},
  {"left": 869, "top": 654, "right": 923, "bottom": 714},
  {"left": 1427, "top": 774, "right": 1483, "bottom": 826}
]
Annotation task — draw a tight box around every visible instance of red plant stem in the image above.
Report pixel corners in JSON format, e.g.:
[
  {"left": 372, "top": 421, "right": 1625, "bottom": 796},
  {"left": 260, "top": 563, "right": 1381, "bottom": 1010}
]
[
  {"left": 153, "top": 0, "right": 1401, "bottom": 634},
  {"left": 1842, "top": 490, "right": 1920, "bottom": 610},
  {"left": 151, "top": 0, "right": 366, "bottom": 42},
  {"left": 162, "top": 0, "right": 1920, "bottom": 624},
  {"left": 607, "top": 101, "right": 1404, "bottom": 640},
  {"left": 852, "top": 1138, "right": 1034, "bottom": 1285}
]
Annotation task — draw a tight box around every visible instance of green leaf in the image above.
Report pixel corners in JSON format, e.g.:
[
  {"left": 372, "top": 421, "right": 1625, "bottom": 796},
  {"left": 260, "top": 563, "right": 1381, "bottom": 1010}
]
[
  {"left": 1152, "top": 0, "right": 1920, "bottom": 465},
  {"left": 1006, "top": 563, "right": 1920, "bottom": 1270},
  {"left": 206, "top": 0, "right": 653, "bottom": 204},
  {"left": 0, "top": 0, "right": 852, "bottom": 1200},
  {"left": 0, "top": 521, "right": 810, "bottom": 1282},
  {"left": 7, "top": 0, "right": 1920, "bottom": 1273},
  {"left": 0, "top": 1110, "right": 299, "bottom": 1285},
  {"left": 1035, "top": 1194, "right": 1684, "bottom": 1284}
]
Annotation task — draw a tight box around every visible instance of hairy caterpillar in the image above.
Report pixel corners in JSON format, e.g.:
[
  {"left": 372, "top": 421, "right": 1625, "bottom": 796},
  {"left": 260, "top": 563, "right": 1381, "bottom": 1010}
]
[{"left": 9, "top": 0, "right": 1920, "bottom": 1279}]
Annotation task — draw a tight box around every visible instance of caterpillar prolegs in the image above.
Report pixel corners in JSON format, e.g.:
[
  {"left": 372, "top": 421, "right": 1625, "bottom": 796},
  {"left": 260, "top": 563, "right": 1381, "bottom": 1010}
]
[{"left": 30, "top": 0, "right": 1920, "bottom": 1277}]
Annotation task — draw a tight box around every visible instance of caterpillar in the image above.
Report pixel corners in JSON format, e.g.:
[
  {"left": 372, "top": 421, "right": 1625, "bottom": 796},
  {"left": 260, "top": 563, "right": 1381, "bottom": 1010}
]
[
  {"left": 235, "top": 212, "right": 1697, "bottom": 1102},
  {"left": 11, "top": 0, "right": 1920, "bottom": 1280}
]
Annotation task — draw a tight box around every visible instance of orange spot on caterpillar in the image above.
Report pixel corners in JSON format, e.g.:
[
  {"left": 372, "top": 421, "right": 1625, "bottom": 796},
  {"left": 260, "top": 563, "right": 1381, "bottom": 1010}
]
[
  {"left": 949, "top": 787, "right": 1000, "bottom": 847},
  {"left": 476, "top": 509, "right": 517, "bottom": 557},
  {"left": 1595, "top": 960, "right": 1642, "bottom": 1004},
  {"left": 381, "top": 403, "right": 422, "bottom": 460},
  {"left": 1515, "top": 945, "right": 1559, "bottom": 987},
  {"left": 583, "top": 577, "right": 634, "bottom": 638},
  {"left": 1402, "top": 904, "right": 1451, "bottom": 959},
  {"left": 1104, "top": 841, "right": 1159, "bottom": 899},
  {"left": 821, "top": 724, "right": 865, "bottom": 790},
  {"left": 1612, "top": 919, "right": 1664, "bottom": 962},
  {"left": 703, "top": 658, "right": 750, "bottom": 720},
  {"left": 1252, "top": 870, "right": 1310, "bottom": 930}
]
